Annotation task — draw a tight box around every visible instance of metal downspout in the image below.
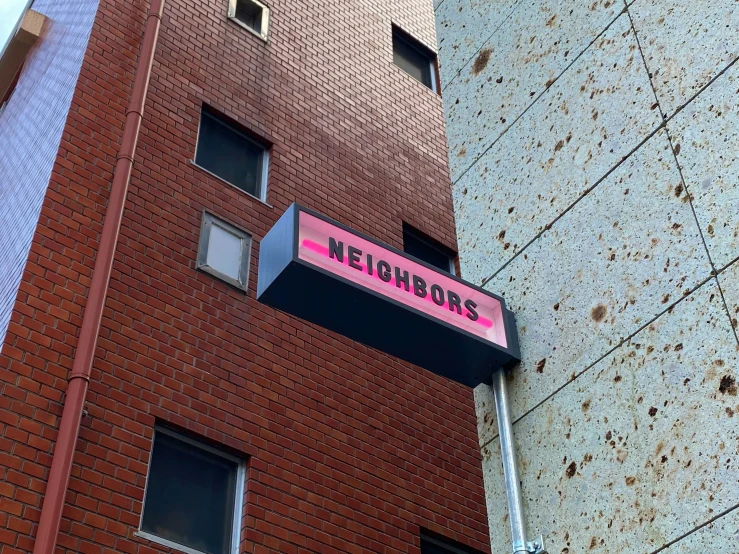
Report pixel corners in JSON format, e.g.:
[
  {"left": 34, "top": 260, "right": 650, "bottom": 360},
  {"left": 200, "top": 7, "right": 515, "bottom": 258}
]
[
  {"left": 31, "top": 1, "right": 164, "bottom": 551},
  {"left": 492, "top": 369, "right": 546, "bottom": 554}
]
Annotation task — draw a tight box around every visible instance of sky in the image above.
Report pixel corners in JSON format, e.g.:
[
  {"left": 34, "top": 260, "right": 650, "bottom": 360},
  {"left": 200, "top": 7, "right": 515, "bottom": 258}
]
[{"left": 0, "top": 0, "right": 33, "bottom": 58}]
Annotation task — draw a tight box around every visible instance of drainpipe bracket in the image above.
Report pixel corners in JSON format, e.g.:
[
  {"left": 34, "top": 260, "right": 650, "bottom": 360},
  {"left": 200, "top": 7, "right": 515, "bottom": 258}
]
[{"left": 523, "top": 535, "right": 547, "bottom": 554}]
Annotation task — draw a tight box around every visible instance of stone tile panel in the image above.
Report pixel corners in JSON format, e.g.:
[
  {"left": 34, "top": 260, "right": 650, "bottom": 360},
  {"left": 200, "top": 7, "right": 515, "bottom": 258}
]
[
  {"left": 474, "top": 381, "right": 497, "bottom": 447},
  {"left": 630, "top": 0, "right": 739, "bottom": 117},
  {"left": 477, "top": 131, "right": 712, "bottom": 435},
  {"left": 482, "top": 283, "right": 739, "bottom": 553},
  {"left": 443, "top": 0, "right": 622, "bottom": 180},
  {"left": 668, "top": 64, "right": 739, "bottom": 270},
  {"left": 452, "top": 14, "right": 662, "bottom": 284}
]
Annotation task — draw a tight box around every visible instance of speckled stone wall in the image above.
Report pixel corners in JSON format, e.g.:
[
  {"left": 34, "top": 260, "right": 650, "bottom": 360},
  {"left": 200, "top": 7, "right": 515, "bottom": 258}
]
[{"left": 435, "top": 0, "right": 739, "bottom": 552}]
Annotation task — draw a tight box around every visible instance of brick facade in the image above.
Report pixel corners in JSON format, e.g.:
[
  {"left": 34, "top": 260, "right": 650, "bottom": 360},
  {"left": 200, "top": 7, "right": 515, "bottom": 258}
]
[{"left": 0, "top": 0, "right": 490, "bottom": 552}]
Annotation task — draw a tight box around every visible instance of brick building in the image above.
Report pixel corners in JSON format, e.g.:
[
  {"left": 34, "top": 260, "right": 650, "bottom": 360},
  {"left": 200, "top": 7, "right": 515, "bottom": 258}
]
[{"left": 0, "top": 0, "right": 492, "bottom": 553}]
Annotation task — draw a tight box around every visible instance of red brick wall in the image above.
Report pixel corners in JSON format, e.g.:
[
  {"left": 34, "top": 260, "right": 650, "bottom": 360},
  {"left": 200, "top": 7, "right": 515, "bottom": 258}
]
[{"left": 0, "top": 0, "right": 491, "bottom": 551}]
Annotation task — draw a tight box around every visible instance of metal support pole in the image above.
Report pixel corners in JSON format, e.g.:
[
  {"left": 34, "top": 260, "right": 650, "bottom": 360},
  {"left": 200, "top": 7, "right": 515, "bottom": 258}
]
[{"left": 492, "top": 369, "right": 546, "bottom": 554}]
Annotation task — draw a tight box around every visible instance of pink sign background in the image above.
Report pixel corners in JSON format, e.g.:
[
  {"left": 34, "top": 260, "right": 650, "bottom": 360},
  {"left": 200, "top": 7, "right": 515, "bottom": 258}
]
[{"left": 297, "top": 211, "right": 508, "bottom": 348}]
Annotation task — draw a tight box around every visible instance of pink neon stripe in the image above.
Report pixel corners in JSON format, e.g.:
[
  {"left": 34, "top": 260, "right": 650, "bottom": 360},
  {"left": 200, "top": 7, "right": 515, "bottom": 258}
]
[{"left": 301, "top": 239, "right": 494, "bottom": 329}]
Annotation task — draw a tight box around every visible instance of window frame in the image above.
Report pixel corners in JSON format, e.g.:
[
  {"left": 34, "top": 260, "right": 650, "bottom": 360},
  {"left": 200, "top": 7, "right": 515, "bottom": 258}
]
[
  {"left": 227, "top": 0, "right": 270, "bottom": 41},
  {"left": 135, "top": 426, "right": 246, "bottom": 554},
  {"left": 196, "top": 211, "right": 253, "bottom": 291},
  {"left": 420, "top": 530, "right": 485, "bottom": 554},
  {"left": 391, "top": 25, "right": 438, "bottom": 92},
  {"left": 193, "top": 107, "right": 270, "bottom": 203},
  {"left": 402, "top": 224, "right": 455, "bottom": 274}
]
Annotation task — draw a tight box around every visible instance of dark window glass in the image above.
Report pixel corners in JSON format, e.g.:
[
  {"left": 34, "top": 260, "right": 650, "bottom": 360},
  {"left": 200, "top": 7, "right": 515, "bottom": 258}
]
[
  {"left": 195, "top": 109, "right": 265, "bottom": 198},
  {"left": 141, "top": 431, "right": 240, "bottom": 554},
  {"left": 235, "top": 0, "right": 262, "bottom": 34},
  {"left": 420, "top": 532, "right": 484, "bottom": 554},
  {"left": 392, "top": 29, "right": 434, "bottom": 89},
  {"left": 403, "top": 225, "right": 454, "bottom": 273}
]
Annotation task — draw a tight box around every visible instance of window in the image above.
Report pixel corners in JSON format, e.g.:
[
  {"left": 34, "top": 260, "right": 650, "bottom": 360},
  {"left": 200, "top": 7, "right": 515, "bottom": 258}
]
[
  {"left": 139, "top": 427, "right": 245, "bottom": 554},
  {"left": 196, "top": 212, "right": 252, "bottom": 291},
  {"left": 194, "top": 108, "right": 269, "bottom": 200},
  {"left": 420, "top": 531, "right": 485, "bottom": 554},
  {"left": 392, "top": 26, "right": 437, "bottom": 91},
  {"left": 227, "top": 0, "right": 269, "bottom": 40},
  {"left": 403, "top": 224, "right": 455, "bottom": 273}
]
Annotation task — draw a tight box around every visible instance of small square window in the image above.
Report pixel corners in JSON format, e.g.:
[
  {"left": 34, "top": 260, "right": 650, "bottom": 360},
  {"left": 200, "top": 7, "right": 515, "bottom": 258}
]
[
  {"left": 228, "top": 0, "right": 270, "bottom": 40},
  {"left": 403, "top": 224, "right": 455, "bottom": 273},
  {"left": 194, "top": 108, "right": 269, "bottom": 200},
  {"left": 196, "top": 212, "right": 252, "bottom": 290},
  {"left": 392, "top": 26, "right": 437, "bottom": 91},
  {"left": 139, "top": 427, "right": 245, "bottom": 554}
]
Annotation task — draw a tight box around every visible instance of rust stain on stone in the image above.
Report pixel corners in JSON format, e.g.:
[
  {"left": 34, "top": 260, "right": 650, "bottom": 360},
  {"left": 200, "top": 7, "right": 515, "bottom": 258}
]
[
  {"left": 719, "top": 375, "right": 737, "bottom": 396},
  {"left": 472, "top": 48, "right": 492, "bottom": 75},
  {"left": 591, "top": 304, "right": 607, "bottom": 322}
]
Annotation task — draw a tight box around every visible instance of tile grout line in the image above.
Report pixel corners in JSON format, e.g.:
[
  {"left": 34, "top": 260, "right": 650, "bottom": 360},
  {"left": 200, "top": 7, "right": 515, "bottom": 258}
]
[
  {"left": 479, "top": 35, "right": 739, "bottom": 289},
  {"left": 449, "top": 7, "right": 628, "bottom": 190},
  {"left": 434, "top": 0, "right": 448, "bottom": 15},
  {"left": 714, "top": 275, "right": 739, "bottom": 345},
  {"left": 479, "top": 273, "right": 716, "bottom": 450},
  {"left": 474, "top": 0, "right": 739, "bottom": 441},
  {"left": 480, "top": 117, "right": 667, "bottom": 288},
  {"left": 625, "top": 4, "right": 739, "bottom": 348},
  {"left": 649, "top": 502, "right": 739, "bottom": 554},
  {"left": 480, "top": 255, "right": 739, "bottom": 452},
  {"left": 662, "top": 53, "right": 739, "bottom": 124},
  {"left": 625, "top": 3, "right": 718, "bottom": 274},
  {"left": 717, "top": 254, "right": 739, "bottom": 275}
]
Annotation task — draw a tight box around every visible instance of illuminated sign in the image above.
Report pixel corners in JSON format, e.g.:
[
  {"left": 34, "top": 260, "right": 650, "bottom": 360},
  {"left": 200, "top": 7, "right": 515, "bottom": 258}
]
[{"left": 257, "top": 204, "right": 520, "bottom": 387}]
